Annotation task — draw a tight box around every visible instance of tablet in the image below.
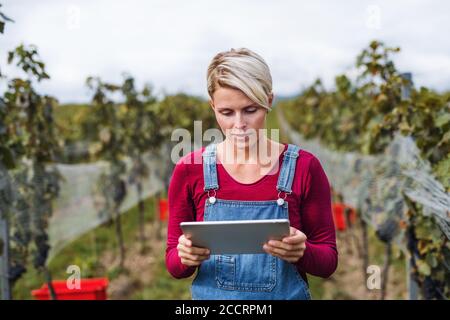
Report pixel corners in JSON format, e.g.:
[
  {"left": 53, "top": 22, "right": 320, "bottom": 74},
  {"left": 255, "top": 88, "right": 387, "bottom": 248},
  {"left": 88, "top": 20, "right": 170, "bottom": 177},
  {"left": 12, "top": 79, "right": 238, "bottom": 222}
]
[{"left": 180, "top": 219, "right": 290, "bottom": 254}]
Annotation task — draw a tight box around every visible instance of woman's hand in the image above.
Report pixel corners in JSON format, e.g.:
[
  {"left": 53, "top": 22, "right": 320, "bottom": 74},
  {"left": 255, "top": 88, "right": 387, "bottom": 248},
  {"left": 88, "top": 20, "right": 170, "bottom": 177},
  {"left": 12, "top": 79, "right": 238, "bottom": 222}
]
[
  {"left": 177, "top": 234, "right": 211, "bottom": 267},
  {"left": 263, "top": 227, "right": 307, "bottom": 263}
]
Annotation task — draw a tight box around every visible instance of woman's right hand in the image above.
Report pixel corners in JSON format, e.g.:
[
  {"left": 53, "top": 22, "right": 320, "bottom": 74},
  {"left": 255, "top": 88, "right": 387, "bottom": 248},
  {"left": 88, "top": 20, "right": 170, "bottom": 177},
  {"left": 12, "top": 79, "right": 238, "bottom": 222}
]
[{"left": 177, "top": 234, "right": 211, "bottom": 267}]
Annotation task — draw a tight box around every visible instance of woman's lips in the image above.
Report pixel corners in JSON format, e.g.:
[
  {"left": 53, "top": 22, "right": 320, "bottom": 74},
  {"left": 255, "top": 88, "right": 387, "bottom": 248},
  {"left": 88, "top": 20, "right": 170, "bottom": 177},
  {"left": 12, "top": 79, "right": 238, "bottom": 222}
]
[{"left": 232, "top": 134, "right": 250, "bottom": 139}]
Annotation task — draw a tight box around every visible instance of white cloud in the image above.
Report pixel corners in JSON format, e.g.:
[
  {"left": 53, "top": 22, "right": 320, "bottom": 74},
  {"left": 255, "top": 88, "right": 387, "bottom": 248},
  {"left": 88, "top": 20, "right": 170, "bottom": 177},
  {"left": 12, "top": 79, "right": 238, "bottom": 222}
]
[{"left": 1, "top": 0, "right": 449, "bottom": 103}]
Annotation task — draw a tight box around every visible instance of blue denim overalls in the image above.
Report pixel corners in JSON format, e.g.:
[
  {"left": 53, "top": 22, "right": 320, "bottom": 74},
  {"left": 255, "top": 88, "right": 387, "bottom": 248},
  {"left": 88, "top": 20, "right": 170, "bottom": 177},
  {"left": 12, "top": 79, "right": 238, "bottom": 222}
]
[{"left": 191, "top": 142, "right": 312, "bottom": 300}]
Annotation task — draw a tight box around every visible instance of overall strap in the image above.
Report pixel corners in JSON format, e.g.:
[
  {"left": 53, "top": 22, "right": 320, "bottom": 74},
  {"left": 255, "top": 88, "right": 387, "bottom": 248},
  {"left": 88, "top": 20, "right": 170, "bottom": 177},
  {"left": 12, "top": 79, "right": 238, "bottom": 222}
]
[
  {"left": 276, "top": 144, "right": 301, "bottom": 194},
  {"left": 202, "top": 143, "right": 219, "bottom": 191}
]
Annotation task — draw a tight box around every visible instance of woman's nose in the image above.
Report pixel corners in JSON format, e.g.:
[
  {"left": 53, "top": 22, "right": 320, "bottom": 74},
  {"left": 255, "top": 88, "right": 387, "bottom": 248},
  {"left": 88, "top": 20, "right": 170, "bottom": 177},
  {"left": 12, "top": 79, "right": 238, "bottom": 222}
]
[{"left": 234, "top": 112, "right": 246, "bottom": 129}]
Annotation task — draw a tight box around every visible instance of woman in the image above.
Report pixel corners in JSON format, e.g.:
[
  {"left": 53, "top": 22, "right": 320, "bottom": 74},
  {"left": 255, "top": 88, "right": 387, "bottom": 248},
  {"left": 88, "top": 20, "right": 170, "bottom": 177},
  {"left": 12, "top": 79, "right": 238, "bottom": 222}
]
[{"left": 165, "top": 48, "right": 337, "bottom": 300}]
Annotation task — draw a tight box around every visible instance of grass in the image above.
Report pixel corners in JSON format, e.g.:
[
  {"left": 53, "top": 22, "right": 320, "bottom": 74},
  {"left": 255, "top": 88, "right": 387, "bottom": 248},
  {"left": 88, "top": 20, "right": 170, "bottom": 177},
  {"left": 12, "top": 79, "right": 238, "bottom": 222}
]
[
  {"left": 363, "top": 227, "right": 407, "bottom": 299},
  {"left": 266, "top": 107, "right": 288, "bottom": 143},
  {"left": 131, "top": 252, "right": 193, "bottom": 300}
]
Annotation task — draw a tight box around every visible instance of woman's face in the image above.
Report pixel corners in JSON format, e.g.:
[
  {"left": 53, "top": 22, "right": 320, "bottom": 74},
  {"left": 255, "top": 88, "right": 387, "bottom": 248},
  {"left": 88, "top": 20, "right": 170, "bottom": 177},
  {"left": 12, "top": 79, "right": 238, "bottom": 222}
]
[{"left": 210, "top": 86, "right": 271, "bottom": 149}]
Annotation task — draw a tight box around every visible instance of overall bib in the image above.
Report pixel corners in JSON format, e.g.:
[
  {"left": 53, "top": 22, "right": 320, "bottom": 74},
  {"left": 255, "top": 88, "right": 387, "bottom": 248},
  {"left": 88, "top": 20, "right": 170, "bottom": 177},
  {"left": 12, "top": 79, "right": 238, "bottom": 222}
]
[{"left": 191, "top": 143, "right": 311, "bottom": 300}]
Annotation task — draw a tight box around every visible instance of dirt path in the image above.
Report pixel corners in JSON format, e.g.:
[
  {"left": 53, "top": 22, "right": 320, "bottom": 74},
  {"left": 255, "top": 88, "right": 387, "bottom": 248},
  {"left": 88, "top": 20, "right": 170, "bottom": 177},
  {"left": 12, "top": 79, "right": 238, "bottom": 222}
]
[
  {"left": 99, "top": 222, "right": 166, "bottom": 299},
  {"left": 322, "top": 226, "right": 407, "bottom": 299}
]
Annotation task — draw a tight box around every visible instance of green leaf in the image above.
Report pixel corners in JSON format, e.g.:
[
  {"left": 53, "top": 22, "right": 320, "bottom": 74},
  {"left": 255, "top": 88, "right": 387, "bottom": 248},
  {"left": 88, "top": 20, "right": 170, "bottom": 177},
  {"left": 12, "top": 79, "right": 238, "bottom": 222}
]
[
  {"left": 415, "top": 224, "right": 431, "bottom": 240},
  {"left": 435, "top": 113, "right": 450, "bottom": 128},
  {"left": 416, "top": 260, "right": 431, "bottom": 276},
  {"left": 433, "top": 155, "right": 450, "bottom": 189},
  {"left": 0, "top": 146, "right": 15, "bottom": 169},
  {"left": 7, "top": 51, "right": 13, "bottom": 64},
  {"left": 426, "top": 252, "right": 438, "bottom": 268}
]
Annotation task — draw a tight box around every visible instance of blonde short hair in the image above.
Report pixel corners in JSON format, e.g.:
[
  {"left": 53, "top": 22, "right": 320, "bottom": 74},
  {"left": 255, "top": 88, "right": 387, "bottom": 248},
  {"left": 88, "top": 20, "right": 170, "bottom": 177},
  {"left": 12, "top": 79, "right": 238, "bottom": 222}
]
[{"left": 207, "top": 48, "right": 273, "bottom": 112}]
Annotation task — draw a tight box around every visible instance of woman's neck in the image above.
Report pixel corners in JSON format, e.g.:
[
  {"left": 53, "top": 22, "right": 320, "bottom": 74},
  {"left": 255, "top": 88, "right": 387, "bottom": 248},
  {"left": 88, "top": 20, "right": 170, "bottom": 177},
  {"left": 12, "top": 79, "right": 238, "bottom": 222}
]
[{"left": 219, "top": 136, "right": 281, "bottom": 167}]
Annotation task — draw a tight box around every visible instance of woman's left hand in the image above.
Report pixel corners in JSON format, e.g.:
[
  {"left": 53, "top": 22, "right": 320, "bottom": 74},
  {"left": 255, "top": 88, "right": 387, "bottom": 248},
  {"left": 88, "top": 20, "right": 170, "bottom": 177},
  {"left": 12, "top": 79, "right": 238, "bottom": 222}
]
[{"left": 263, "top": 227, "right": 307, "bottom": 263}]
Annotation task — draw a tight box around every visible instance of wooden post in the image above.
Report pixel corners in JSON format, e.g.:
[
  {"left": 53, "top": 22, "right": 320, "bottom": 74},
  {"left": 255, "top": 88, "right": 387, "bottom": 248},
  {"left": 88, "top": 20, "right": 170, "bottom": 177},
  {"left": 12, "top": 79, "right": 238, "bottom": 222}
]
[
  {"left": 360, "top": 215, "right": 369, "bottom": 292},
  {"left": 380, "top": 242, "right": 392, "bottom": 300}
]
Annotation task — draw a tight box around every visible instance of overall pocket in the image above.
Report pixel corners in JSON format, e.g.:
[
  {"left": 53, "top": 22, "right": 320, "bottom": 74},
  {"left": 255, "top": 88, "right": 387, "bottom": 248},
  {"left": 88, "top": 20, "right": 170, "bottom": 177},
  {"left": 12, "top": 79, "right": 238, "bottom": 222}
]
[{"left": 215, "top": 253, "right": 277, "bottom": 292}]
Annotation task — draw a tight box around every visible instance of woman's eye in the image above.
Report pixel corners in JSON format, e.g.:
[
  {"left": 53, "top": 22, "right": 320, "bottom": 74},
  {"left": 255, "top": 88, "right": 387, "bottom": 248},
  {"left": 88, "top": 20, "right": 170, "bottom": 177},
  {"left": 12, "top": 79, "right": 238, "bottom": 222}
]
[{"left": 220, "top": 107, "right": 257, "bottom": 116}]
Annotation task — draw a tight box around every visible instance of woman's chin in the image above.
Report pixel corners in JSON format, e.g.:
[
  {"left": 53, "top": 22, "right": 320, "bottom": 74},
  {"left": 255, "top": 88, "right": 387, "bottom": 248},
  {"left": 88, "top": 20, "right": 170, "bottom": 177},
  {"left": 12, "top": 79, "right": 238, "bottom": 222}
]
[{"left": 228, "top": 136, "right": 258, "bottom": 149}]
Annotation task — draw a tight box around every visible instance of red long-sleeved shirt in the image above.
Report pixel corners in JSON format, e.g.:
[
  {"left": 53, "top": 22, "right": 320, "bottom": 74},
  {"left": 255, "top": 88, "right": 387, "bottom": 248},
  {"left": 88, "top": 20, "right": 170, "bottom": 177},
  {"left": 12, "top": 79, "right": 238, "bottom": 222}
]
[{"left": 165, "top": 143, "right": 338, "bottom": 283}]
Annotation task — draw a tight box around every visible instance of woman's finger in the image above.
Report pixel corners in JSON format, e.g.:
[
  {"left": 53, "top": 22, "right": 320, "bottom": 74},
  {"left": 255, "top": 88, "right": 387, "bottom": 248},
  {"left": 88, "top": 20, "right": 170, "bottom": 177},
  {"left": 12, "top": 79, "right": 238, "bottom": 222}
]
[
  {"left": 265, "top": 244, "right": 295, "bottom": 257},
  {"left": 179, "top": 234, "right": 193, "bottom": 247},
  {"left": 289, "top": 226, "right": 297, "bottom": 236},
  {"left": 177, "top": 243, "right": 210, "bottom": 256},
  {"left": 264, "top": 243, "right": 305, "bottom": 258},
  {"left": 178, "top": 250, "right": 210, "bottom": 262},
  {"left": 267, "top": 240, "right": 301, "bottom": 252},
  {"left": 282, "top": 231, "right": 307, "bottom": 245},
  {"left": 184, "top": 246, "right": 210, "bottom": 256},
  {"left": 263, "top": 248, "right": 301, "bottom": 263},
  {"left": 180, "top": 258, "right": 201, "bottom": 267}
]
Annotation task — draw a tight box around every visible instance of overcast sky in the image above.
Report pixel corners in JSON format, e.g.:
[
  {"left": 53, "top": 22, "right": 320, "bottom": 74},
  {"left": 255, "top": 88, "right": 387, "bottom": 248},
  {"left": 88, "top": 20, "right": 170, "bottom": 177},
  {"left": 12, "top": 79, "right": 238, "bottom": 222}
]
[{"left": 1, "top": 0, "right": 449, "bottom": 103}]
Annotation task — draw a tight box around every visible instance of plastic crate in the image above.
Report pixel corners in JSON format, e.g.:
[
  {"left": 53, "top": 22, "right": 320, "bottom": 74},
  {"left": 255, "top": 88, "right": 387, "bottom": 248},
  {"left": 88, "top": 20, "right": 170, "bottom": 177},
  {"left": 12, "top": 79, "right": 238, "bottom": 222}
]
[
  {"left": 159, "top": 198, "right": 168, "bottom": 221},
  {"left": 332, "top": 203, "right": 356, "bottom": 231},
  {"left": 31, "top": 278, "right": 109, "bottom": 300}
]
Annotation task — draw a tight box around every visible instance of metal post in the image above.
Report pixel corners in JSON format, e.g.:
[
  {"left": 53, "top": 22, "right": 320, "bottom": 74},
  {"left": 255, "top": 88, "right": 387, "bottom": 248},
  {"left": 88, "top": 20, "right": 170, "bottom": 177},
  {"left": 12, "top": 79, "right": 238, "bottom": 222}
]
[
  {"left": 406, "top": 255, "right": 419, "bottom": 300},
  {"left": 0, "top": 216, "right": 11, "bottom": 300},
  {"left": 400, "top": 72, "right": 419, "bottom": 300},
  {"left": 400, "top": 72, "right": 413, "bottom": 100}
]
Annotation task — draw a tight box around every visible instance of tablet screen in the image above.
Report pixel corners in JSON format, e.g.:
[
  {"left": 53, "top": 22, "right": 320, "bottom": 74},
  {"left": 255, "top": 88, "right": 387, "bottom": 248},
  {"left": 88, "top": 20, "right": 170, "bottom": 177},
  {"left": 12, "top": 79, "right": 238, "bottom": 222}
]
[{"left": 180, "top": 219, "right": 290, "bottom": 254}]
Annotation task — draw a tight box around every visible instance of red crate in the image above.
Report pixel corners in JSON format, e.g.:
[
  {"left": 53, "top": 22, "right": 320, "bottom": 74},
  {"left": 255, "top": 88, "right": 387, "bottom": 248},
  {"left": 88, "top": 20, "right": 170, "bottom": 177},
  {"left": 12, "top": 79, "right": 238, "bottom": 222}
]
[
  {"left": 332, "top": 203, "right": 356, "bottom": 231},
  {"left": 31, "top": 278, "right": 109, "bottom": 300},
  {"left": 159, "top": 198, "right": 168, "bottom": 221}
]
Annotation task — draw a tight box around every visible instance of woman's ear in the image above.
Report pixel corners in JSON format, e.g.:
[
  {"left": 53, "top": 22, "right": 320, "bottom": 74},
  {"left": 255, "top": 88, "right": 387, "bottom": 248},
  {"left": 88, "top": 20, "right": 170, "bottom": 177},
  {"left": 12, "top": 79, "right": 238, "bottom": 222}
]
[
  {"left": 268, "top": 93, "right": 274, "bottom": 108},
  {"left": 209, "top": 99, "right": 215, "bottom": 110}
]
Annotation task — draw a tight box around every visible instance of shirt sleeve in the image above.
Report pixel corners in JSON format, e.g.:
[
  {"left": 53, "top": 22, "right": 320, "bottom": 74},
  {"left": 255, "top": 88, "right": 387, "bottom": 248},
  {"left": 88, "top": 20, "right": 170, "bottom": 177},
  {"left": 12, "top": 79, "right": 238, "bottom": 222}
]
[
  {"left": 165, "top": 159, "right": 197, "bottom": 279},
  {"left": 296, "top": 156, "right": 338, "bottom": 278}
]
